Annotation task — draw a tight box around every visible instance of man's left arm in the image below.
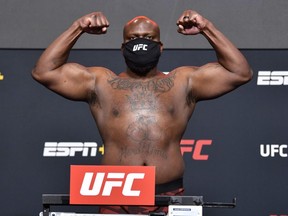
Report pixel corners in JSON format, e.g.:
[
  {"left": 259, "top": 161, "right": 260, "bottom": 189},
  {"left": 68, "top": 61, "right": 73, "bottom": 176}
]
[{"left": 177, "top": 10, "right": 253, "bottom": 100}]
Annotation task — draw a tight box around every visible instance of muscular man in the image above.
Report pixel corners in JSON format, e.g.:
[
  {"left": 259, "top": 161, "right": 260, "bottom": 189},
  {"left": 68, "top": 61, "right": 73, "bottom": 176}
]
[{"left": 32, "top": 10, "right": 252, "bottom": 214}]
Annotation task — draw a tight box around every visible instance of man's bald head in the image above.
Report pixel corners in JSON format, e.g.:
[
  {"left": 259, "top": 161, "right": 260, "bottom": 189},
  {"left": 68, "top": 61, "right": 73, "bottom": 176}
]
[{"left": 123, "top": 16, "right": 161, "bottom": 42}]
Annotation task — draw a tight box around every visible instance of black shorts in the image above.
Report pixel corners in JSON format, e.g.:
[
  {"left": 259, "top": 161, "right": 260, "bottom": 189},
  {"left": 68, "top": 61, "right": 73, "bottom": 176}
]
[{"left": 99, "top": 178, "right": 184, "bottom": 214}]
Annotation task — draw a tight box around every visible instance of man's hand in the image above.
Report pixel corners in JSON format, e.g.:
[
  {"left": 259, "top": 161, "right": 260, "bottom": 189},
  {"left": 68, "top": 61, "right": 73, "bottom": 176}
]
[
  {"left": 176, "top": 10, "right": 208, "bottom": 35},
  {"left": 75, "top": 12, "right": 110, "bottom": 34}
]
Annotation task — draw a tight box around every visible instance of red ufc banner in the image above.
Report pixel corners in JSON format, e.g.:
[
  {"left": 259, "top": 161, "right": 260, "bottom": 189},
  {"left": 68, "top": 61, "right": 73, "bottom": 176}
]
[{"left": 70, "top": 165, "right": 155, "bottom": 205}]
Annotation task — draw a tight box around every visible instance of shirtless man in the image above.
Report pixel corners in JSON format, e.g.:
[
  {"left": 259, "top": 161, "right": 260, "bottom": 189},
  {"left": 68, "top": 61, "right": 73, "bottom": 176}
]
[{"left": 32, "top": 10, "right": 252, "bottom": 213}]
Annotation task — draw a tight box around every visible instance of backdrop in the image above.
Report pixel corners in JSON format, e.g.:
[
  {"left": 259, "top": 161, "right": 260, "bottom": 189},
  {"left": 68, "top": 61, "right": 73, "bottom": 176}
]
[
  {"left": 0, "top": 48, "right": 287, "bottom": 216},
  {"left": 1, "top": 0, "right": 288, "bottom": 49}
]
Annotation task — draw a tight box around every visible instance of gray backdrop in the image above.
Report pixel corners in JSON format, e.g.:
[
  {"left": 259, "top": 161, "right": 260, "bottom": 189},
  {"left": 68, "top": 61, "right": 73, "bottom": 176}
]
[{"left": 1, "top": 0, "right": 288, "bottom": 49}]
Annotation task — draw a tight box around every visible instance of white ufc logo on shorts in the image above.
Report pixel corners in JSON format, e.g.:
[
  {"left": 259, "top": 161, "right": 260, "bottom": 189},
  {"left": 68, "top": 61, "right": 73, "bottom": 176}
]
[
  {"left": 133, "top": 44, "right": 148, "bottom": 51},
  {"left": 80, "top": 172, "right": 145, "bottom": 196}
]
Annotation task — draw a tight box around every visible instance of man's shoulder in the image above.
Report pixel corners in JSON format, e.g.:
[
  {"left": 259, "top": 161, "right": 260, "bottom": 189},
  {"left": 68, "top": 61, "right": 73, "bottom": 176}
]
[
  {"left": 174, "top": 66, "right": 198, "bottom": 72},
  {"left": 169, "top": 66, "right": 199, "bottom": 78},
  {"left": 88, "top": 66, "right": 116, "bottom": 77}
]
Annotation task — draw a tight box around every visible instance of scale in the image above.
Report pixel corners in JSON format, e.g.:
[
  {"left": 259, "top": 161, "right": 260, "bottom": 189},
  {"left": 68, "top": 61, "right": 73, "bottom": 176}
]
[{"left": 40, "top": 194, "right": 236, "bottom": 216}]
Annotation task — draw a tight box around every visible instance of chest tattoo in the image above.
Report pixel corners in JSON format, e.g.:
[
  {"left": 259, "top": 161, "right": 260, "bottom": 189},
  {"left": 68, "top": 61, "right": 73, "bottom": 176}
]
[
  {"left": 107, "top": 74, "right": 175, "bottom": 111},
  {"left": 107, "top": 74, "right": 175, "bottom": 161}
]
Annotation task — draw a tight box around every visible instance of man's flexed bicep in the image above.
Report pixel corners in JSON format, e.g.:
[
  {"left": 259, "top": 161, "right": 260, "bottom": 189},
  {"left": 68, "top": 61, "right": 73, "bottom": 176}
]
[
  {"left": 32, "top": 11, "right": 109, "bottom": 101},
  {"left": 177, "top": 9, "right": 253, "bottom": 101},
  {"left": 189, "top": 62, "right": 250, "bottom": 101},
  {"left": 33, "top": 62, "right": 96, "bottom": 101}
]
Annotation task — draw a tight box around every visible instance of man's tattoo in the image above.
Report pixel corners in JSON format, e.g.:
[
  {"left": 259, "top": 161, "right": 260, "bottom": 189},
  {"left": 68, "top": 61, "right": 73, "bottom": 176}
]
[
  {"left": 120, "top": 115, "right": 167, "bottom": 161},
  {"left": 120, "top": 146, "right": 167, "bottom": 161},
  {"left": 108, "top": 73, "right": 175, "bottom": 111},
  {"left": 107, "top": 74, "right": 174, "bottom": 161},
  {"left": 108, "top": 74, "right": 175, "bottom": 92}
]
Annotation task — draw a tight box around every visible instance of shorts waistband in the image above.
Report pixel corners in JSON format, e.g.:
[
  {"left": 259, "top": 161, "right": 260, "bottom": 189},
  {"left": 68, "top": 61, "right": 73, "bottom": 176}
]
[{"left": 155, "top": 178, "right": 183, "bottom": 194}]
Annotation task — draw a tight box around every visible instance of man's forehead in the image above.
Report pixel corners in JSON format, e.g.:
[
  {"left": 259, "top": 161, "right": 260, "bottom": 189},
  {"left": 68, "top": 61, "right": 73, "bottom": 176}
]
[
  {"left": 125, "top": 16, "right": 158, "bottom": 30},
  {"left": 124, "top": 16, "right": 159, "bottom": 35},
  {"left": 128, "top": 16, "right": 156, "bottom": 25},
  {"left": 122, "top": 16, "right": 161, "bottom": 42}
]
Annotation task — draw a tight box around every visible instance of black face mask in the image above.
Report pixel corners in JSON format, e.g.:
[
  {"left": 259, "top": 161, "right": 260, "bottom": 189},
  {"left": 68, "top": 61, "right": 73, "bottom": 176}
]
[{"left": 122, "top": 38, "right": 162, "bottom": 76}]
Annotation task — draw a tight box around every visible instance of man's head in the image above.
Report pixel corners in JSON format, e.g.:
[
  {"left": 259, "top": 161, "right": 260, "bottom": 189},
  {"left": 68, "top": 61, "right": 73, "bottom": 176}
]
[
  {"left": 122, "top": 16, "right": 163, "bottom": 76},
  {"left": 123, "top": 16, "right": 161, "bottom": 42}
]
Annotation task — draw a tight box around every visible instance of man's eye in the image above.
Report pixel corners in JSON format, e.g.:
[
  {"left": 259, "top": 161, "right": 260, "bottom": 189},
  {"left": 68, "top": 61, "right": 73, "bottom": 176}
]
[
  {"left": 145, "top": 36, "right": 152, "bottom": 39},
  {"left": 130, "top": 37, "right": 137, "bottom": 40}
]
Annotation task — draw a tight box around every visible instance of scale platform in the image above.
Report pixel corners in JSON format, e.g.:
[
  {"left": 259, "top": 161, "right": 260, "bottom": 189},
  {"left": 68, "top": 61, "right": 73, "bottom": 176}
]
[{"left": 40, "top": 194, "right": 236, "bottom": 216}]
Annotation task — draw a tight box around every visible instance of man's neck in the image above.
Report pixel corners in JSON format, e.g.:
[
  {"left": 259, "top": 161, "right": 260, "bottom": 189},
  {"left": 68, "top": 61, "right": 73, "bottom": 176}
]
[{"left": 125, "top": 67, "right": 162, "bottom": 79}]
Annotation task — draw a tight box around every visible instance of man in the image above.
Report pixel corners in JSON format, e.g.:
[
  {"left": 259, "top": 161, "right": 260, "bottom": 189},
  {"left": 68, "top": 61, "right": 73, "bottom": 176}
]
[{"left": 32, "top": 10, "right": 252, "bottom": 214}]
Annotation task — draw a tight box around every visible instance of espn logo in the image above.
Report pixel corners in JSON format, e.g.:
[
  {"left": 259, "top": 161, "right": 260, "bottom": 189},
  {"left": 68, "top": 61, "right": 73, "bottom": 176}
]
[
  {"left": 43, "top": 142, "right": 104, "bottom": 157},
  {"left": 70, "top": 165, "right": 155, "bottom": 205},
  {"left": 257, "top": 71, "right": 288, "bottom": 85},
  {"left": 180, "top": 139, "right": 212, "bottom": 160}
]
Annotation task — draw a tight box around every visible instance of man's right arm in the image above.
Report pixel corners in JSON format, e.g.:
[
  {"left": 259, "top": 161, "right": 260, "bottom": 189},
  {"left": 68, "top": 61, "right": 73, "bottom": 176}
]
[{"left": 32, "top": 12, "right": 109, "bottom": 101}]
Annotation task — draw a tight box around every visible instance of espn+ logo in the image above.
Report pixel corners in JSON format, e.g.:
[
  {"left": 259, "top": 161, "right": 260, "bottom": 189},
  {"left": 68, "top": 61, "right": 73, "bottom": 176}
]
[
  {"left": 257, "top": 71, "right": 288, "bottom": 85},
  {"left": 43, "top": 142, "right": 104, "bottom": 157}
]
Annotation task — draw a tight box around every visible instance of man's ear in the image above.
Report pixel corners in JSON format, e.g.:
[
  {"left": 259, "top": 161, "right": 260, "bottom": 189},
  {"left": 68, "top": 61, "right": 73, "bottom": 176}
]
[
  {"left": 121, "top": 43, "right": 124, "bottom": 52},
  {"left": 160, "top": 41, "right": 163, "bottom": 52}
]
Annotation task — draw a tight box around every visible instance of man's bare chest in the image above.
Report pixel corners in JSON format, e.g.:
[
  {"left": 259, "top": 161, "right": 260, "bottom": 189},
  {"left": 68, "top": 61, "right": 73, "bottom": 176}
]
[{"left": 106, "top": 74, "right": 178, "bottom": 112}]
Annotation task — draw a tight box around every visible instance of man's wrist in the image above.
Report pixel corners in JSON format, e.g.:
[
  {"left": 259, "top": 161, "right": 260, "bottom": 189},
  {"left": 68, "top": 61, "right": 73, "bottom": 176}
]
[
  {"left": 71, "top": 21, "right": 85, "bottom": 35},
  {"left": 200, "top": 20, "right": 214, "bottom": 36}
]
